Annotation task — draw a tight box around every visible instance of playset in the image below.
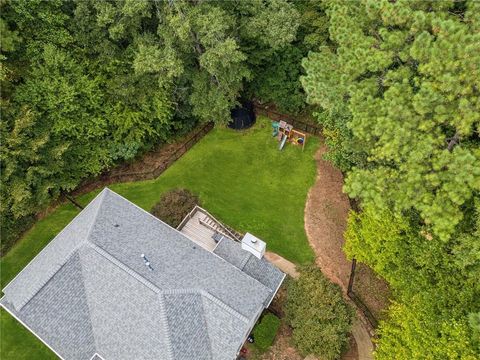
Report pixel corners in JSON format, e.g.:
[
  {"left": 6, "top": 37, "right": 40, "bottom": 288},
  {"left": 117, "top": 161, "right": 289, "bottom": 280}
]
[{"left": 272, "top": 120, "right": 306, "bottom": 151}]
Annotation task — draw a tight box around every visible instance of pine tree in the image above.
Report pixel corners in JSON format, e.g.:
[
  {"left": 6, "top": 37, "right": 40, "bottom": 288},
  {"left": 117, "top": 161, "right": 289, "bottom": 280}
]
[{"left": 303, "top": 0, "right": 480, "bottom": 357}]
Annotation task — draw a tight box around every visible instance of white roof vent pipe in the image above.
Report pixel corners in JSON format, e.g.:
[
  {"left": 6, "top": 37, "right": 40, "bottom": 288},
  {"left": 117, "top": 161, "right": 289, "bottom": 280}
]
[{"left": 241, "top": 233, "right": 266, "bottom": 259}]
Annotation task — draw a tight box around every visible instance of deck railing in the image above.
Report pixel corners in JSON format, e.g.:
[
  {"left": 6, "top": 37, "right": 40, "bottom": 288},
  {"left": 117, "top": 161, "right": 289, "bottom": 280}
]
[{"left": 178, "top": 205, "right": 243, "bottom": 241}]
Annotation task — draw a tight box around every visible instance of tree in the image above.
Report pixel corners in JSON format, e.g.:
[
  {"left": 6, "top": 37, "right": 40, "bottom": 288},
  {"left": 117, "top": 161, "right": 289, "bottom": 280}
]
[
  {"left": 1, "top": 0, "right": 303, "bottom": 251},
  {"left": 4, "top": 45, "right": 108, "bottom": 216},
  {"left": 344, "top": 195, "right": 480, "bottom": 358},
  {"left": 286, "top": 266, "right": 355, "bottom": 360},
  {"left": 376, "top": 299, "right": 479, "bottom": 360},
  {"left": 303, "top": 0, "right": 480, "bottom": 357},
  {"left": 150, "top": 188, "right": 200, "bottom": 228},
  {"left": 245, "top": 0, "right": 330, "bottom": 114}
]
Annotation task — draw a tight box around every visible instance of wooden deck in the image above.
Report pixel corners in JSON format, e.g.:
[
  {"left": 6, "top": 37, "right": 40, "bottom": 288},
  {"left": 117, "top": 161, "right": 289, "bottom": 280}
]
[
  {"left": 178, "top": 210, "right": 218, "bottom": 251},
  {"left": 177, "top": 206, "right": 242, "bottom": 252}
]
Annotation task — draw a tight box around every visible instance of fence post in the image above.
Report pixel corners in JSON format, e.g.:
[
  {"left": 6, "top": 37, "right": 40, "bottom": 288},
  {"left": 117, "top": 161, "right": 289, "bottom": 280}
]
[{"left": 62, "top": 191, "right": 84, "bottom": 210}]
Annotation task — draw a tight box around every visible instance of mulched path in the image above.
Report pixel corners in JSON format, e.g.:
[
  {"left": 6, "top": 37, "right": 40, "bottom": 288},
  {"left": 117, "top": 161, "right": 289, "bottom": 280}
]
[{"left": 304, "top": 141, "right": 391, "bottom": 359}]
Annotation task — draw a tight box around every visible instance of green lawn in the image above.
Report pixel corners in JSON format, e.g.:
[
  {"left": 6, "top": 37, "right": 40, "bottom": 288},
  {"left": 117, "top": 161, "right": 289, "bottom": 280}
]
[{"left": 1, "top": 116, "right": 319, "bottom": 359}]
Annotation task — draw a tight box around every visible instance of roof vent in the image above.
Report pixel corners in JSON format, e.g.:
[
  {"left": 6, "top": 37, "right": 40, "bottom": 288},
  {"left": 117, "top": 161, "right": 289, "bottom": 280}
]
[
  {"left": 241, "top": 233, "right": 266, "bottom": 259},
  {"left": 140, "top": 254, "right": 154, "bottom": 271}
]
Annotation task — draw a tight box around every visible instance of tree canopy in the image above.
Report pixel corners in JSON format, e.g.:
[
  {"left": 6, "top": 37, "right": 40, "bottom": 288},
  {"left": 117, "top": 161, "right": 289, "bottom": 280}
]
[
  {"left": 286, "top": 266, "right": 355, "bottom": 360},
  {"left": 1, "top": 0, "right": 479, "bottom": 358},
  {"left": 302, "top": 0, "right": 480, "bottom": 358},
  {"left": 0, "top": 0, "right": 305, "bottom": 250}
]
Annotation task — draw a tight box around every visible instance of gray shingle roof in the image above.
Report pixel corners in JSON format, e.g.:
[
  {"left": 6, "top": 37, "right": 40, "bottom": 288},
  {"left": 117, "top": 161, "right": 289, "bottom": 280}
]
[
  {"left": 1, "top": 188, "right": 285, "bottom": 360},
  {"left": 213, "top": 237, "right": 286, "bottom": 305},
  {"left": 15, "top": 252, "right": 96, "bottom": 360},
  {"left": 164, "top": 292, "right": 212, "bottom": 360}
]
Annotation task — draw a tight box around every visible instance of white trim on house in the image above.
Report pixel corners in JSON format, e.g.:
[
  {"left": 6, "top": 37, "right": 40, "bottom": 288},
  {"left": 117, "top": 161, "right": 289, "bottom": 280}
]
[
  {"left": 0, "top": 298, "right": 66, "bottom": 360},
  {"left": 236, "top": 302, "right": 265, "bottom": 356},
  {"left": 266, "top": 272, "right": 287, "bottom": 308}
]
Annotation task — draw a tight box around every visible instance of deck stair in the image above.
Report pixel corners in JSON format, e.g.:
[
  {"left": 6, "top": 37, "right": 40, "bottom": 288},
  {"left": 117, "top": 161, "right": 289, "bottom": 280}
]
[
  {"left": 198, "top": 214, "right": 243, "bottom": 241},
  {"left": 177, "top": 205, "right": 244, "bottom": 250}
]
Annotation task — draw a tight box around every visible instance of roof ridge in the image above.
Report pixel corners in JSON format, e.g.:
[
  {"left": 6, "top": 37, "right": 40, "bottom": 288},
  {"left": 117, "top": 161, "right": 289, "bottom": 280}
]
[
  {"left": 161, "top": 290, "right": 214, "bottom": 359},
  {"left": 83, "top": 189, "right": 109, "bottom": 244},
  {"left": 88, "top": 238, "right": 251, "bottom": 325},
  {"left": 197, "top": 294, "right": 215, "bottom": 360},
  {"left": 199, "top": 290, "right": 249, "bottom": 324},
  {"left": 2, "top": 189, "right": 109, "bottom": 294},
  {"left": 78, "top": 250, "right": 101, "bottom": 358},
  {"left": 157, "top": 294, "right": 175, "bottom": 360},
  {"left": 16, "top": 244, "right": 85, "bottom": 311},
  {"left": 158, "top": 288, "right": 248, "bottom": 323},
  {"left": 161, "top": 288, "right": 197, "bottom": 295},
  {"left": 14, "top": 190, "right": 109, "bottom": 311},
  {"left": 82, "top": 243, "right": 176, "bottom": 360},
  {"left": 239, "top": 252, "right": 252, "bottom": 271},
  {"left": 86, "top": 242, "right": 161, "bottom": 294},
  {"left": 214, "top": 238, "right": 277, "bottom": 297},
  {"left": 104, "top": 190, "right": 276, "bottom": 302}
]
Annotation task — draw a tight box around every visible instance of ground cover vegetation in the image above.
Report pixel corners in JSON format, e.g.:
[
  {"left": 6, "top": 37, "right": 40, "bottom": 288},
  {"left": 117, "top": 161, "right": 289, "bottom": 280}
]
[
  {"left": 1, "top": 0, "right": 325, "bottom": 252},
  {"left": 302, "top": 1, "right": 480, "bottom": 358},
  {"left": 251, "top": 313, "right": 281, "bottom": 353}
]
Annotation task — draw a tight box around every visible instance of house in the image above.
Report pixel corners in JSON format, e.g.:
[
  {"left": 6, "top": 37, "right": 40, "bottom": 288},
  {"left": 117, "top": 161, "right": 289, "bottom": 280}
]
[{"left": 0, "top": 188, "right": 285, "bottom": 360}]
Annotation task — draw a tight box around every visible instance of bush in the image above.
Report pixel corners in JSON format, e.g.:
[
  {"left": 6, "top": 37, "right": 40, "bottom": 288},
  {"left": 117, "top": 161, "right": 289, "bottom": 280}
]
[
  {"left": 252, "top": 313, "right": 281, "bottom": 353},
  {"left": 286, "top": 266, "right": 355, "bottom": 360},
  {"left": 150, "top": 188, "right": 200, "bottom": 227}
]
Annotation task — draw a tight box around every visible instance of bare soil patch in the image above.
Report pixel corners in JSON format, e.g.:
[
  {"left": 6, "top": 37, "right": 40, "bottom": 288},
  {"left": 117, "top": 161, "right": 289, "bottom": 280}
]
[
  {"left": 304, "top": 142, "right": 390, "bottom": 318},
  {"left": 353, "top": 265, "right": 390, "bottom": 322}
]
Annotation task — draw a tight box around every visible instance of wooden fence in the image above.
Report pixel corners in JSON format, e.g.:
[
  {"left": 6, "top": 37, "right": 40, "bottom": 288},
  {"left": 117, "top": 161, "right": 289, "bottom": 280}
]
[
  {"left": 253, "top": 103, "right": 322, "bottom": 136},
  {"left": 69, "top": 122, "right": 214, "bottom": 199},
  {"left": 347, "top": 259, "right": 379, "bottom": 329},
  {"left": 107, "top": 122, "right": 214, "bottom": 183}
]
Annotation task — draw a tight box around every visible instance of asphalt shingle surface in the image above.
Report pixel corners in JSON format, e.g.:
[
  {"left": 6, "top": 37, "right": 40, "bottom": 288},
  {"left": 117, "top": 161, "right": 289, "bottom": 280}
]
[
  {"left": 1, "top": 188, "right": 285, "bottom": 360},
  {"left": 213, "top": 237, "right": 285, "bottom": 304}
]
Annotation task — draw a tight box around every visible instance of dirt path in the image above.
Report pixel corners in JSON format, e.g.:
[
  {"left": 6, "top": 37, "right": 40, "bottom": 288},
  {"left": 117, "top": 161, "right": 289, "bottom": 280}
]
[
  {"left": 265, "top": 252, "right": 299, "bottom": 279},
  {"left": 304, "top": 142, "right": 374, "bottom": 360}
]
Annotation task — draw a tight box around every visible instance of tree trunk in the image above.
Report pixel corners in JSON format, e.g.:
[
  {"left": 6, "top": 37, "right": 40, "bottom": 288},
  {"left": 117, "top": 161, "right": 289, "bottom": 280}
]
[{"left": 447, "top": 132, "right": 460, "bottom": 152}]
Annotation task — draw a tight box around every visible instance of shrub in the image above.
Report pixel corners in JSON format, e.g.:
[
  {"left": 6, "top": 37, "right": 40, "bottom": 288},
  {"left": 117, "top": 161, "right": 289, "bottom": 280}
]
[
  {"left": 252, "top": 313, "right": 281, "bottom": 353},
  {"left": 150, "top": 188, "right": 200, "bottom": 227},
  {"left": 286, "top": 266, "right": 355, "bottom": 360},
  {"left": 0, "top": 213, "right": 36, "bottom": 256}
]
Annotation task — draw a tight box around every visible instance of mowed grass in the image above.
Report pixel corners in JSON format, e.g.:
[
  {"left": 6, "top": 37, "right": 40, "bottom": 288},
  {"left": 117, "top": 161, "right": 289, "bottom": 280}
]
[
  {"left": 1, "top": 117, "right": 319, "bottom": 359},
  {"left": 0, "top": 311, "right": 57, "bottom": 360}
]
